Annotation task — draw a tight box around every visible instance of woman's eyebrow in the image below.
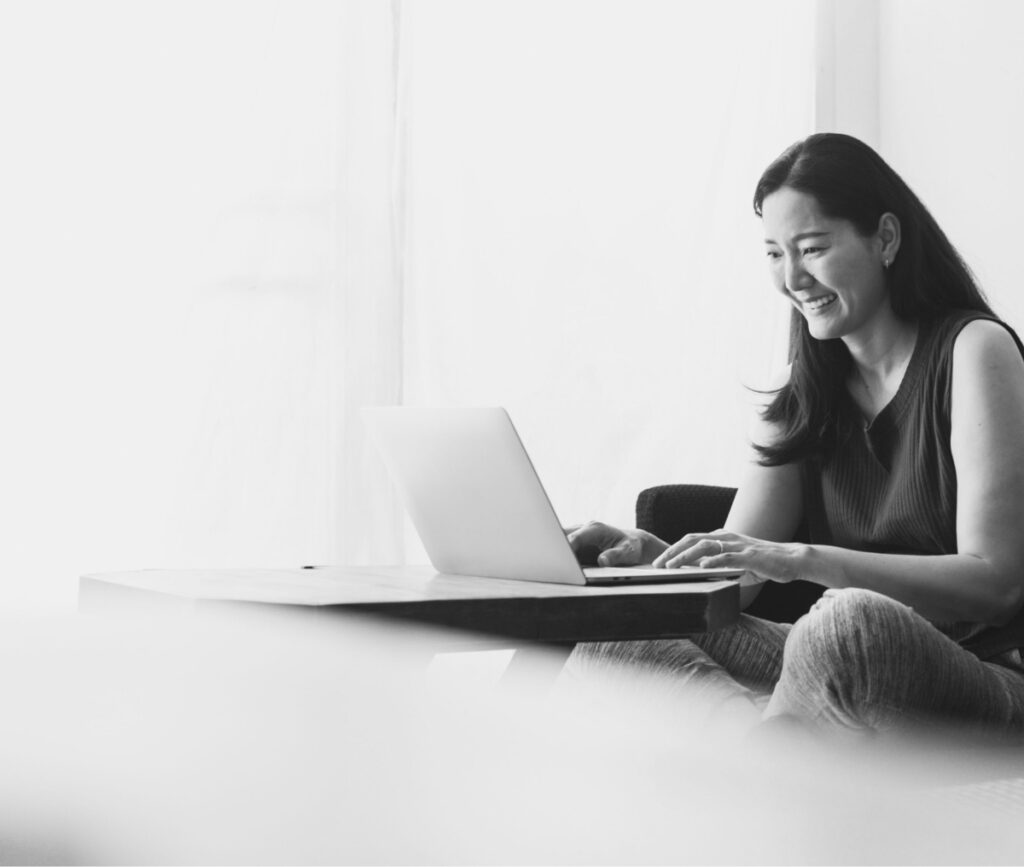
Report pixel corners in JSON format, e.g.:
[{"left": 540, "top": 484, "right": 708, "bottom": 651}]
[{"left": 763, "top": 230, "right": 832, "bottom": 245}]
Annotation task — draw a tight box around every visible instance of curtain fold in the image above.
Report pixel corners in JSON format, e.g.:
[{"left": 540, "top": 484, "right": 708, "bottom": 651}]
[{"left": 330, "top": 0, "right": 406, "bottom": 565}]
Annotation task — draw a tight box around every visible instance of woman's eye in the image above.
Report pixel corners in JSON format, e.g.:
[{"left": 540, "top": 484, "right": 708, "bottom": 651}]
[
  {"left": 801, "top": 246, "right": 824, "bottom": 256},
  {"left": 766, "top": 250, "right": 782, "bottom": 260}
]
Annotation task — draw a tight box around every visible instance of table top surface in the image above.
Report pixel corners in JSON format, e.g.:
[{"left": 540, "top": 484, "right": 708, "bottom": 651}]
[
  {"left": 80, "top": 565, "right": 742, "bottom": 642},
  {"left": 81, "top": 564, "right": 736, "bottom": 605}
]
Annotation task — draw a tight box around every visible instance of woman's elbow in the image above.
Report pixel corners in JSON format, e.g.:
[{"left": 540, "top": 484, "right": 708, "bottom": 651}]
[
  {"left": 980, "top": 577, "right": 1024, "bottom": 627},
  {"left": 955, "top": 554, "right": 1024, "bottom": 626}
]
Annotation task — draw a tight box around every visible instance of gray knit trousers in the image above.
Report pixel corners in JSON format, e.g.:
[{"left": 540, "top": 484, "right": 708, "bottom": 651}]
[{"left": 566, "top": 588, "right": 1024, "bottom": 738}]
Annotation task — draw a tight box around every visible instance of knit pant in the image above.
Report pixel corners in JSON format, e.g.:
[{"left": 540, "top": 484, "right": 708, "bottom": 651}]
[{"left": 566, "top": 587, "right": 1024, "bottom": 738}]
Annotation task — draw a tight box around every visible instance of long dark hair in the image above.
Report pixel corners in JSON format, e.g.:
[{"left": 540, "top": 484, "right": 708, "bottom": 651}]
[{"left": 752, "top": 133, "right": 994, "bottom": 466}]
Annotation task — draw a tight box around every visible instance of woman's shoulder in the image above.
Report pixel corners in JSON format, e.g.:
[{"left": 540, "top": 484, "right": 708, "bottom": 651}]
[
  {"left": 951, "top": 317, "right": 1024, "bottom": 372},
  {"left": 921, "top": 309, "right": 1022, "bottom": 363},
  {"left": 943, "top": 315, "right": 1024, "bottom": 433}
]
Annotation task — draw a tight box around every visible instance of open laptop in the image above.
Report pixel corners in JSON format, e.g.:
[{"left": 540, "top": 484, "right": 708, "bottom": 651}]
[{"left": 362, "top": 407, "right": 743, "bottom": 586}]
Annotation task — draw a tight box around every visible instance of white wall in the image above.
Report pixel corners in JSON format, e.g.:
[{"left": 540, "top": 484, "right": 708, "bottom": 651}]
[{"left": 879, "top": 0, "right": 1024, "bottom": 330}]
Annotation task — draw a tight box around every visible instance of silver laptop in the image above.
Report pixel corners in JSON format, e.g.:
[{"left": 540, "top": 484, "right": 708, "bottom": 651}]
[{"left": 362, "top": 407, "right": 743, "bottom": 586}]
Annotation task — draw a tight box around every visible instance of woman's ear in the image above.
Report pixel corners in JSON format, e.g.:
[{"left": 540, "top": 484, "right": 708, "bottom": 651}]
[{"left": 878, "top": 212, "right": 901, "bottom": 266}]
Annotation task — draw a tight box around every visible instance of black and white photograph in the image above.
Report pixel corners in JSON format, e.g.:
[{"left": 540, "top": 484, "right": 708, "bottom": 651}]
[{"left": 3, "top": 0, "right": 1024, "bottom": 863}]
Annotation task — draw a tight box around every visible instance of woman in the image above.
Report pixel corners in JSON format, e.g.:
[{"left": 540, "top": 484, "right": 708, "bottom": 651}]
[{"left": 567, "top": 133, "right": 1024, "bottom": 738}]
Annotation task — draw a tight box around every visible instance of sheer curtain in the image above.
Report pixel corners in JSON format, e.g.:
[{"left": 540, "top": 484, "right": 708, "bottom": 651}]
[
  {"left": 0, "top": 1, "right": 403, "bottom": 609},
  {"left": 1, "top": 1, "right": 816, "bottom": 609},
  {"left": 397, "top": 0, "right": 816, "bottom": 555}
]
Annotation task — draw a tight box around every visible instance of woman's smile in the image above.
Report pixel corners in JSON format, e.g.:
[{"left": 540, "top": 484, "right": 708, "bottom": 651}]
[{"left": 800, "top": 293, "right": 838, "bottom": 314}]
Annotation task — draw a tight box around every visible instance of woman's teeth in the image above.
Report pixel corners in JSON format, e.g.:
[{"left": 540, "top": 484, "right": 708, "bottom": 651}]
[{"left": 804, "top": 294, "right": 837, "bottom": 312}]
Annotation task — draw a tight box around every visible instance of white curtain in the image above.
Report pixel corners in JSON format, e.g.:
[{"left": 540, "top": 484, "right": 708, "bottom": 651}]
[
  {"left": 0, "top": 1, "right": 403, "bottom": 609},
  {"left": 0, "top": 0, "right": 816, "bottom": 609}
]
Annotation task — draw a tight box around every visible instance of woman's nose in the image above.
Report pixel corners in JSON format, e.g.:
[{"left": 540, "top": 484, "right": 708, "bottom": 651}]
[{"left": 784, "top": 257, "right": 813, "bottom": 293}]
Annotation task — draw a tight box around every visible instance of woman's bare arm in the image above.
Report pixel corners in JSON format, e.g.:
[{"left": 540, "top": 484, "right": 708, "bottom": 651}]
[{"left": 722, "top": 392, "right": 804, "bottom": 609}]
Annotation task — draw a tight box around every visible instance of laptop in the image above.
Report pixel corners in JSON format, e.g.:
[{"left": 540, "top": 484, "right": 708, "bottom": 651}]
[{"left": 362, "top": 406, "right": 743, "bottom": 586}]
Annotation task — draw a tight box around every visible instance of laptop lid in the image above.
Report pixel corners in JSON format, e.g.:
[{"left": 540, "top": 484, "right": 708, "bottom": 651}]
[
  {"left": 363, "top": 407, "right": 743, "bottom": 586},
  {"left": 364, "top": 406, "right": 587, "bottom": 584}
]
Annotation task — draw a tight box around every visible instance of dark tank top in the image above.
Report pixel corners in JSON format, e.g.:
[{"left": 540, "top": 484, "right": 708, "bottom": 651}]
[{"left": 802, "top": 309, "right": 1024, "bottom": 659}]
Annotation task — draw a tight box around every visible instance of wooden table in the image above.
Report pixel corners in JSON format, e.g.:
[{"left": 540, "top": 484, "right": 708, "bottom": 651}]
[
  {"left": 80, "top": 565, "right": 738, "bottom": 637},
  {"left": 79, "top": 566, "right": 741, "bottom": 679}
]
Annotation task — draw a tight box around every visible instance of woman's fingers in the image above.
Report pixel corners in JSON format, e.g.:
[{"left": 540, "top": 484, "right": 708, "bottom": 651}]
[
  {"left": 568, "top": 524, "right": 750, "bottom": 571},
  {"left": 566, "top": 521, "right": 612, "bottom": 550},
  {"left": 651, "top": 532, "right": 801, "bottom": 583},
  {"left": 652, "top": 532, "right": 730, "bottom": 568},
  {"left": 596, "top": 535, "right": 643, "bottom": 566},
  {"left": 664, "top": 538, "right": 732, "bottom": 568},
  {"left": 566, "top": 521, "right": 633, "bottom": 565}
]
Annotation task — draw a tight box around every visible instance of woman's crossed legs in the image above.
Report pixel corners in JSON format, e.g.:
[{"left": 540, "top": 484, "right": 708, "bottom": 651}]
[{"left": 567, "top": 588, "right": 1024, "bottom": 739}]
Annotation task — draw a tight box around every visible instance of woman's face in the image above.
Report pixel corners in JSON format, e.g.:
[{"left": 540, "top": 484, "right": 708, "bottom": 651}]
[{"left": 761, "top": 186, "right": 891, "bottom": 343}]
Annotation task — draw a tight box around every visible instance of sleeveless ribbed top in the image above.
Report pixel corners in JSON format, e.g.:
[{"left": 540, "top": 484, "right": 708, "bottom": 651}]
[{"left": 802, "top": 309, "right": 1024, "bottom": 659}]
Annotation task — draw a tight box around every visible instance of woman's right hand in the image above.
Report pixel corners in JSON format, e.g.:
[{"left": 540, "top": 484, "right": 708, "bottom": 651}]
[{"left": 564, "top": 521, "right": 669, "bottom": 567}]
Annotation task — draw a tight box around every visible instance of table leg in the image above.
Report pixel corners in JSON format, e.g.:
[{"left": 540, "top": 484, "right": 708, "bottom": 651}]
[{"left": 500, "top": 642, "right": 575, "bottom": 692}]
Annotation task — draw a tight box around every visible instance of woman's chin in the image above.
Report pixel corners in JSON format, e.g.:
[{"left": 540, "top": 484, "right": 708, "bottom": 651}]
[{"left": 804, "top": 317, "right": 843, "bottom": 341}]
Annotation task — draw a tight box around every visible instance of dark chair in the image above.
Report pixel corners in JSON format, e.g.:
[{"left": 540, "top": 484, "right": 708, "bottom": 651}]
[{"left": 635, "top": 484, "right": 824, "bottom": 623}]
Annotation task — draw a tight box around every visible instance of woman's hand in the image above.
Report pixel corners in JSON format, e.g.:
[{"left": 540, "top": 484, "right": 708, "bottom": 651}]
[
  {"left": 652, "top": 530, "right": 810, "bottom": 584},
  {"left": 564, "top": 521, "right": 669, "bottom": 567}
]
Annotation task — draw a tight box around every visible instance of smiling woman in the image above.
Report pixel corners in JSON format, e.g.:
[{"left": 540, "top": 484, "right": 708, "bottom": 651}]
[
  {"left": 568, "top": 133, "right": 1024, "bottom": 741},
  {"left": 751, "top": 134, "right": 992, "bottom": 466}
]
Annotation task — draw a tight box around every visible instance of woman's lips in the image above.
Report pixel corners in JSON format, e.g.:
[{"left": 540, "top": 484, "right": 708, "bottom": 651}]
[{"left": 803, "top": 293, "right": 838, "bottom": 313}]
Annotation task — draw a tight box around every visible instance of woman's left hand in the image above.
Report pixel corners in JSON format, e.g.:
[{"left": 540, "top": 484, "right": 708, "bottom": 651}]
[{"left": 651, "top": 530, "right": 808, "bottom": 584}]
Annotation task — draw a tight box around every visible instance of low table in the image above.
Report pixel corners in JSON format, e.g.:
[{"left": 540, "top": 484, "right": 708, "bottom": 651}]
[
  {"left": 79, "top": 565, "right": 741, "bottom": 678},
  {"left": 80, "top": 565, "right": 738, "bottom": 638}
]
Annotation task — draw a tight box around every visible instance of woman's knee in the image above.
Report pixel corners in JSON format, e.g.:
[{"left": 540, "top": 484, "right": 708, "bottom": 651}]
[
  {"left": 808, "top": 586, "right": 908, "bottom": 617},
  {"left": 769, "top": 588, "right": 921, "bottom": 728},
  {"left": 790, "top": 587, "right": 914, "bottom": 665}
]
